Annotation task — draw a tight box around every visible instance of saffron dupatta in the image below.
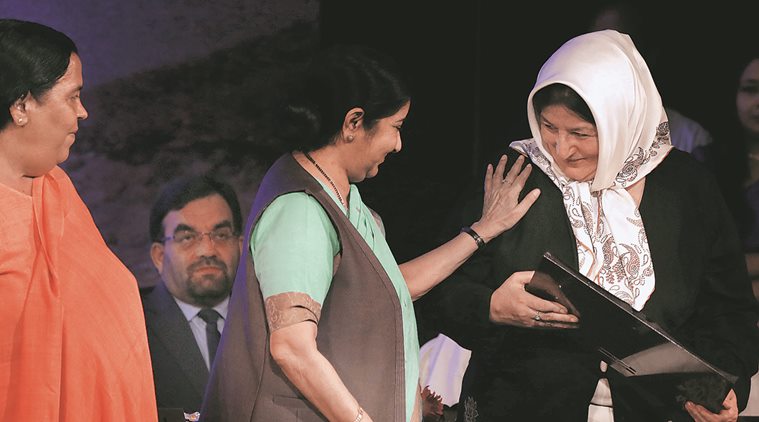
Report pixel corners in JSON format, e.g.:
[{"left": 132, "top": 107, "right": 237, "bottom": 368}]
[{"left": 0, "top": 167, "right": 157, "bottom": 421}]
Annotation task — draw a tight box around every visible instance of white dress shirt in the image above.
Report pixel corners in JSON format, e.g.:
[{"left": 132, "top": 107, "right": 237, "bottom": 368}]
[{"left": 173, "top": 296, "right": 229, "bottom": 369}]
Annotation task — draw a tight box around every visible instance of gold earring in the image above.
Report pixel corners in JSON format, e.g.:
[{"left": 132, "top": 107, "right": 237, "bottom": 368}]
[{"left": 347, "top": 135, "right": 354, "bottom": 141}]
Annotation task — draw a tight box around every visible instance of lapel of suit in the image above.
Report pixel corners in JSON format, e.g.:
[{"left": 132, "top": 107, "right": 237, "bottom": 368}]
[{"left": 145, "top": 282, "right": 209, "bottom": 397}]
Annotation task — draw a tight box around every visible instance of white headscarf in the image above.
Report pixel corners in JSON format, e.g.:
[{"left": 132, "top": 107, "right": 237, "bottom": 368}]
[{"left": 511, "top": 30, "right": 673, "bottom": 311}]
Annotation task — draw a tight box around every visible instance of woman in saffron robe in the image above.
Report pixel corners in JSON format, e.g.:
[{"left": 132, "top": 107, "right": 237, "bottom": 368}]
[{"left": 0, "top": 19, "right": 157, "bottom": 421}]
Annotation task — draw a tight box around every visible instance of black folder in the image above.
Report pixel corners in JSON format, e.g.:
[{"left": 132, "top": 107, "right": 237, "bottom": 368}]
[{"left": 527, "top": 251, "right": 738, "bottom": 418}]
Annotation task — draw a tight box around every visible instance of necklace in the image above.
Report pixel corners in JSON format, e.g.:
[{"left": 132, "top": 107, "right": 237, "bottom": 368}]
[{"left": 303, "top": 151, "right": 348, "bottom": 210}]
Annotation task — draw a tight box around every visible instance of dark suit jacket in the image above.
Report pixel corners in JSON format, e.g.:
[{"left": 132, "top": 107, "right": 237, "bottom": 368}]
[
  {"left": 142, "top": 282, "right": 209, "bottom": 413},
  {"left": 425, "top": 149, "right": 759, "bottom": 421}
]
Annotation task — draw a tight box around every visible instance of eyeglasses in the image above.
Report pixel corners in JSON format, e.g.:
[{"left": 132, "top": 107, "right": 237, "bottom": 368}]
[{"left": 163, "top": 227, "right": 238, "bottom": 249}]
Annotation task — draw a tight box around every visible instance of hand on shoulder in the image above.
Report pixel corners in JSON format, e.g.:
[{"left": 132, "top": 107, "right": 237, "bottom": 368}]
[{"left": 473, "top": 154, "right": 541, "bottom": 242}]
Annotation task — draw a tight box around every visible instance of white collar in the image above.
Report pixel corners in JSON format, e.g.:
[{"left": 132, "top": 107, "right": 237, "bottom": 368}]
[{"left": 173, "top": 295, "right": 230, "bottom": 322}]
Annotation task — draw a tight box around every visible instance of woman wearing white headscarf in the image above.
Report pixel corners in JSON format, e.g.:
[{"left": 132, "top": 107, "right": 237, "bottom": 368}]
[{"left": 427, "top": 30, "right": 759, "bottom": 421}]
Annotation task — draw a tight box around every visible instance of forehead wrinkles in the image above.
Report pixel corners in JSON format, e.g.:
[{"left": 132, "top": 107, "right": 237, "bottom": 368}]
[
  {"left": 541, "top": 108, "right": 595, "bottom": 133},
  {"left": 164, "top": 195, "right": 233, "bottom": 231}
]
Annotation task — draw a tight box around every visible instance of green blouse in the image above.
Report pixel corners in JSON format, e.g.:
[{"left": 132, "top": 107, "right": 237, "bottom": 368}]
[{"left": 251, "top": 181, "right": 419, "bottom": 421}]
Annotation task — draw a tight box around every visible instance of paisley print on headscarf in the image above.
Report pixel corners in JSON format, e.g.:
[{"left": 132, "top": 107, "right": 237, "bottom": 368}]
[{"left": 511, "top": 30, "right": 673, "bottom": 311}]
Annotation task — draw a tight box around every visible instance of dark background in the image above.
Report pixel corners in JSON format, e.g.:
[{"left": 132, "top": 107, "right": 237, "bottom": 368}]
[
  {"left": 3, "top": 0, "right": 756, "bottom": 288},
  {"left": 321, "top": 1, "right": 758, "bottom": 343},
  {"left": 321, "top": 0, "right": 757, "bottom": 263}
]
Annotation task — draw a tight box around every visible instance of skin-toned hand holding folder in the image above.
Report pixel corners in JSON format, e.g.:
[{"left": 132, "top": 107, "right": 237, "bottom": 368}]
[{"left": 527, "top": 252, "right": 737, "bottom": 419}]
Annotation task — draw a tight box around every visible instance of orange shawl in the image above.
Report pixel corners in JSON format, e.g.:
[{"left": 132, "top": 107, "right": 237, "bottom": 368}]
[{"left": 0, "top": 167, "right": 157, "bottom": 421}]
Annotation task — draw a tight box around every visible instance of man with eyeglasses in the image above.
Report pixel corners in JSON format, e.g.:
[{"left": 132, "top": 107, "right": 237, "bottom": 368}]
[{"left": 142, "top": 175, "right": 243, "bottom": 420}]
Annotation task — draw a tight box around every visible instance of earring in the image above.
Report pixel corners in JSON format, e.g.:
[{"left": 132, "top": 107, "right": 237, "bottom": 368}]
[
  {"left": 347, "top": 135, "right": 354, "bottom": 142},
  {"left": 17, "top": 118, "right": 25, "bottom": 125}
]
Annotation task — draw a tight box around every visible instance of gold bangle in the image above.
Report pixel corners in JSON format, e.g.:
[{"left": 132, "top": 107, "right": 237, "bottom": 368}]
[{"left": 352, "top": 406, "right": 364, "bottom": 422}]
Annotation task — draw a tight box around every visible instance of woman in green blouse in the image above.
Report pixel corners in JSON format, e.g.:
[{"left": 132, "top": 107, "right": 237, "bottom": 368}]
[{"left": 201, "top": 44, "right": 577, "bottom": 422}]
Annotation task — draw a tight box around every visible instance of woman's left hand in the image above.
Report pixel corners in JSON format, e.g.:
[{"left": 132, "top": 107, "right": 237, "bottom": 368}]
[
  {"left": 684, "top": 389, "right": 738, "bottom": 422},
  {"left": 473, "top": 154, "right": 541, "bottom": 242}
]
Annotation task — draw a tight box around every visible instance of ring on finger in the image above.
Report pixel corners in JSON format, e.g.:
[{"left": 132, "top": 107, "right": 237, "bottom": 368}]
[{"left": 533, "top": 311, "right": 542, "bottom": 322}]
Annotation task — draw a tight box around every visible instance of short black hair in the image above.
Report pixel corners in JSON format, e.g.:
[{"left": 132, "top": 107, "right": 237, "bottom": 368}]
[
  {"left": 278, "top": 44, "right": 411, "bottom": 152},
  {"left": 149, "top": 175, "right": 242, "bottom": 243},
  {"left": 0, "top": 19, "right": 78, "bottom": 129},
  {"left": 532, "top": 83, "right": 595, "bottom": 125}
]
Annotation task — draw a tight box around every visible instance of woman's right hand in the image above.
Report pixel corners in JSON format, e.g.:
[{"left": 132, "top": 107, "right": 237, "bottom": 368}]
[
  {"left": 489, "top": 271, "right": 579, "bottom": 328},
  {"left": 471, "top": 154, "right": 541, "bottom": 242},
  {"left": 684, "top": 389, "right": 738, "bottom": 422}
]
